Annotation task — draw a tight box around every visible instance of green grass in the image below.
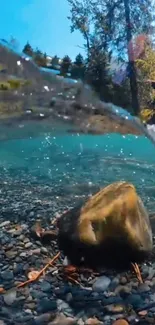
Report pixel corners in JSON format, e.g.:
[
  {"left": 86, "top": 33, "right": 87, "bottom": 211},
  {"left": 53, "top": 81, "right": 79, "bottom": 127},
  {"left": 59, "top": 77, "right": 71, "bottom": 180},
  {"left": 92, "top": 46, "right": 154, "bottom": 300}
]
[
  {"left": 0, "top": 101, "right": 23, "bottom": 118},
  {"left": 0, "top": 78, "right": 31, "bottom": 90}
]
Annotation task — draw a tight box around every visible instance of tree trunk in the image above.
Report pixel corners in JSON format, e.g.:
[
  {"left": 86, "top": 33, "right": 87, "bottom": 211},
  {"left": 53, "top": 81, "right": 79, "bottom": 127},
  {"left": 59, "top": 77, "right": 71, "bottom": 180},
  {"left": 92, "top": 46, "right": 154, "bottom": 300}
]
[{"left": 123, "top": 0, "right": 140, "bottom": 115}]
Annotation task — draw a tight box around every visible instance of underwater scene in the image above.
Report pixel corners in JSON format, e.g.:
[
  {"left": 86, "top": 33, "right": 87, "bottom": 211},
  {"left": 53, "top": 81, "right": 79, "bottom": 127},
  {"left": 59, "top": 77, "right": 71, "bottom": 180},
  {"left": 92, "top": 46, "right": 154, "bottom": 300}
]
[{"left": 1, "top": 1, "right": 155, "bottom": 325}]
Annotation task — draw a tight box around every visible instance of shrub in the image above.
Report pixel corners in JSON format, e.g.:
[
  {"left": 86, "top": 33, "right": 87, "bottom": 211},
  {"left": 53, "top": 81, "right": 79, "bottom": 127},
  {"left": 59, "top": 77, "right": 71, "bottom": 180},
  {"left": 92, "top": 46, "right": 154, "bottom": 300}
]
[{"left": 0, "top": 82, "right": 11, "bottom": 90}]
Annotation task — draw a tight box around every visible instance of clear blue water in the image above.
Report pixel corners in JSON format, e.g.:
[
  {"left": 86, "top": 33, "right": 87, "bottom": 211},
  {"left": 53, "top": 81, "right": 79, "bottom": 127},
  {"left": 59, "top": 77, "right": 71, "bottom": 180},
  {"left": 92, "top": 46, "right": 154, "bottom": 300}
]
[{"left": 1, "top": 131, "right": 155, "bottom": 214}]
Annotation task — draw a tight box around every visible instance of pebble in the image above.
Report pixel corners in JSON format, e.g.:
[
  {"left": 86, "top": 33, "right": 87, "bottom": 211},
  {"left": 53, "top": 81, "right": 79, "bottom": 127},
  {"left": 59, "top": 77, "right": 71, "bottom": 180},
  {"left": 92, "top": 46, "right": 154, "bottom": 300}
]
[
  {"left": 3, "top": 288, "right": 17, "bottom": 305},
  {"left": 85, "top": 318, "right": 102, "bottom": 325},
  {"left": 119, "top": 277, "right": 127, "bottom": 285},
  {"left": 0, "top": 221, "right": 10, "bottom": 227},
  {"left": 112, "top": 320, "right": 129, "bottom": 325},
  {"left": 147, "top": 268, "right": 155, "bottom": 280},
  {"left": 126, "top": 294, "right": 144, "bottom": 308},
  {"left": 40, "top": 281, "right": 52, "bottom": 292},
  {"left": 104, "top": 304, "right": 125, "bottom": 314},
  {"left": 41, "top": 247, "right": 48, "bottom": 254},
  {"left": 48, "top": 313, "right": 76, "bottom": 325},
  {"left": 138, "top": 283, "right": 151, "bottom": 293},
  {"left": 66, "top": 292, "right": 73, "bottom": 302},
  {"left": 57, "top": 299, "right": 71, "bottom": 312},
  {"left": 37, "top": 298, "right": 57, "bottom": 313},
  {"left": 92, "top": 276, "right": 111, "bottom": 292},
  {"left": 0, "top": 205, "right": 155, "bottom": 325},
  {"left": 31, "top": 248, "right": 41, "bottom": 255},
  {"left": 1, "top": 270, "right": 14, "bottom": 281},
  {"left": 34, "top": 312, "right": 55, "bottom": 324},
  {"left": 25, "top": 241, "right": 33, "bottom": 248},
  {"left": 5, "top": 250, "right": 17, "bottom": 259}
]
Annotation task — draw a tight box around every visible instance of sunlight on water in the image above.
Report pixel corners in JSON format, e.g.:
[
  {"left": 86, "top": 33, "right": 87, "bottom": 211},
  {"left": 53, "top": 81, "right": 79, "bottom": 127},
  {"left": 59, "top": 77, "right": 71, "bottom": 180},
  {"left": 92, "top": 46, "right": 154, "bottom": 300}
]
[{"left": 1, "top": 129, "right": 155, "bottom": 214}]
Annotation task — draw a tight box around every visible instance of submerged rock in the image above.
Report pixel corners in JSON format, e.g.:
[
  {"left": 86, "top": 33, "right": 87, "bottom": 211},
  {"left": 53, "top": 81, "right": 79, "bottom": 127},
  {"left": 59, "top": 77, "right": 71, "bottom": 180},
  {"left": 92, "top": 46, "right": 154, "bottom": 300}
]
[{"left": 57, "top": 181, "right": 153, "bottom": 270}]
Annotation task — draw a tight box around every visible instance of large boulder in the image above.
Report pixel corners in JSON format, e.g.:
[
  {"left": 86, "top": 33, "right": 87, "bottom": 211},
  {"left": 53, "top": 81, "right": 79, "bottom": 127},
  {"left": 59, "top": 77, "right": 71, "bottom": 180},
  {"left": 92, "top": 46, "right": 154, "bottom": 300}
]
[{"left": 57, "top": 181, "right": 153, "bottom": 270}]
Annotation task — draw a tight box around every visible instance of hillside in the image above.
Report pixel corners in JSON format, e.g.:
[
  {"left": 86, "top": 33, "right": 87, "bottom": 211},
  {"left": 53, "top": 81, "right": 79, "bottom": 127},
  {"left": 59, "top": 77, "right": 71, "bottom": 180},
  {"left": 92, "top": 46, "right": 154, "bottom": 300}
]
[{"left": 0, "top": 41, "right": 143, "bottom": 136}]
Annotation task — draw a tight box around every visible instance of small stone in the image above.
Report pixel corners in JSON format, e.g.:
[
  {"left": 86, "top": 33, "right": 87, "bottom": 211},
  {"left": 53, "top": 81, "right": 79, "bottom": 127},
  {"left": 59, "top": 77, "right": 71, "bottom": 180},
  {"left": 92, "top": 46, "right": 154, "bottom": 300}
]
[
  {"left": 57, "top": 299, "right": 70, "bottom": 312},
  {"left": 77, "top": 319, "right": 84, "bottom": 325},
  {"left": 31, "top": 290, "right": 46, "bottom": 299},
  {"left": 115, "top": 285, "right": 131, "bottom": 296},
  {"left": 126, "top": 315, "right": 137, "bottom": 323},
  {"left": 112, "top": 320, "right": 129, "bottom": 325},
  {"left": 40, "top": 281, "right": 51, "bottom": 292},
  {"left": 147, "top": 268, "right": 155, "bottom": 280},
  {"left": 138, "top": 310, "right": 148, "bottom": 316},
  {"left": 12, "top": 229, "right": 22, "bottom": 236},
  {"left": 25, "top": 242, "right": 32, "bottom": 248},
  {"left": 138, "top": 283, "right": 150, "bottom": 293},
  {"left": 24, "top": 309, "right": 32, "bottom": 314},
  {"left": 34, "top": 313, "right": 55, "bottom": 324},
  {"left": 0, "top": 321, "right": 7, "bottom": 325},
  {"left": 41, "top": 247, "right": 48, "bottom": 254},
  {"left": 66, "top": 292, "right": 73, "bottom": 302},
  {"left": 110, "top": 277, "right": 120, "bottom": 290},
  {"left": 49, "top": 313, "right": 76, "bottom": 325},
  {"left": 5, "top": 250, "right": 17, "bottom": 259},
  {"left": 13, "top": 263, "right": 24, "bottom": 275},
  {"left": 141, "top": 265, "right": 149, "bottom": 277},
  {"left": 37, "top": 298, "right": 57, "bottom": 313},
  {"left": 0, "top": 221, "right": 10, "bottom": 228},
  {"left": 31, "top": 248, "right": 41, "bottom": 255},
  {"left": 119, "top": 277, "right": 127, "bottom": 285},
  {"left": 92, "top": 276, "right": 111, "bottom": 292},
  {"left": 85, "top": 318, "right": 102, "bottom": 325},
  {"left": 29, "top": 211, "right": 35, "bottom": 217},
  {"left": 103, "top": 316, "right": 111, "bottom": 322},
  {"left": 20, "top": 252, "right": 27, "bottom": 257},
  {"left": 63, "top": 256, "right": 70, "bottom": 266},
  {"left": 3, "top": 288, "right": 17, "bottom": 305},
  {"left": 1, "top": 270, "right": 14, "bottom": 281},
  {"left": 126, "top": 294, "right": 144, "bottom": 308},
  {"left": 25, "top": 302, "right": 36, "bottom": 309},
  {"left": 104, "top": 304, "right": 124, "bottom": 314}
]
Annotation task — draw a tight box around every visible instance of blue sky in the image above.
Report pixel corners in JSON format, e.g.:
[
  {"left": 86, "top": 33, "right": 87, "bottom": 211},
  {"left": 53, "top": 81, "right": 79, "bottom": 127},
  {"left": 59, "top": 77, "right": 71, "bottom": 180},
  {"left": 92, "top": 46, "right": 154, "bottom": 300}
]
[{"left": 1, "top": 0, "right": 85, "bottom": 60}]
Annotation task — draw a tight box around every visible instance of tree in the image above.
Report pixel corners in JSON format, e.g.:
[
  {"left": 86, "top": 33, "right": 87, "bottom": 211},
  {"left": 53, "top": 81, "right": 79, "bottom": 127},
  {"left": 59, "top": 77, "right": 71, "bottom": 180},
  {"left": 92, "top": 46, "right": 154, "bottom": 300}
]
[
  {"left": 67, "top": 0, "right": 92, "bottom": 58},
  {"left": 136, "top": 40, "right": 155, "bottom": 108},
  {"left": 51, "top": 55, "right": 59, "bottom": 68},
  {"left": 23, "top": 42, "right": 33, "bottom": 57},
  {"left": 123, "top": 0, "right": 139, "bottom": 114},
  {"left": 60, "top": 55, "right": 72, "bottom": 76},
  {"left": 86, "top": 37, "right": 112, "bottom": 101},
  {"left": 33, "top": 48, "right": 47, "bottom": 67},
  {"left": 75, "top": 53, "right": 84, "bottom": 66},
  {"left": 71, "top": 53, "right": 85, "bottom": 79},
  {"left": 67, "top": 0, "right": 154, "bottom": 115}
]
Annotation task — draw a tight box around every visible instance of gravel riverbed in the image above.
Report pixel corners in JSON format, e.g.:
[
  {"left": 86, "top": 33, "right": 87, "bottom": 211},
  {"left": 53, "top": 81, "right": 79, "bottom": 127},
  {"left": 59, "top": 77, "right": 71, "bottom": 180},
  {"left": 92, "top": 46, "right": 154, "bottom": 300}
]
[{"left": 0, "top": 173, "right": 155, "bottom": 325}]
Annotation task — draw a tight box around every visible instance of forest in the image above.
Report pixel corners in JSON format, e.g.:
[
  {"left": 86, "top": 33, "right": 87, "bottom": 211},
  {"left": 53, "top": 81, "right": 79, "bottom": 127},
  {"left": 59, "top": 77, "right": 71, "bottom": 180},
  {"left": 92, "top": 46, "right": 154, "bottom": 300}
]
[{"left": 22, "top": 0, "right": 155, "bottom": 118}]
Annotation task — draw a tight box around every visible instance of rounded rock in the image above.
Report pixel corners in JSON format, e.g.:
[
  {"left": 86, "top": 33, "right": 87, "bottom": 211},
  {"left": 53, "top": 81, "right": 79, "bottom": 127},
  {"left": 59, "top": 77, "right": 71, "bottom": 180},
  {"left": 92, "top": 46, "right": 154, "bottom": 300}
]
[
  {"left": 112, "top": 320, "right": 129, "bottom": 325},
  {"left": 92, "top": 276, "right": 111, "bottom": 292}
]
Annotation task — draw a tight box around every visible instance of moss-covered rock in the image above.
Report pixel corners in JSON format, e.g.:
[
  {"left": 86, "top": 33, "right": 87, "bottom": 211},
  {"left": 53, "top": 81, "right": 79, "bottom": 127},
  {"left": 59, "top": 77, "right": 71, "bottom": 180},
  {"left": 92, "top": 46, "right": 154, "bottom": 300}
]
[{"left": 57, "top": 181, "right": 153, "bottom": 270}]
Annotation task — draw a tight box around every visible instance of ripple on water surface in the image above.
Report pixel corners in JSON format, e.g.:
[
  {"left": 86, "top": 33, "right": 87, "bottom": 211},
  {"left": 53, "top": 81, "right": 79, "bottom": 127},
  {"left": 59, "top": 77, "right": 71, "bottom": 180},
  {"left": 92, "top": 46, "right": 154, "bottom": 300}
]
[{"left": 0, "top": 132, "right": 155, "bottom": 213}]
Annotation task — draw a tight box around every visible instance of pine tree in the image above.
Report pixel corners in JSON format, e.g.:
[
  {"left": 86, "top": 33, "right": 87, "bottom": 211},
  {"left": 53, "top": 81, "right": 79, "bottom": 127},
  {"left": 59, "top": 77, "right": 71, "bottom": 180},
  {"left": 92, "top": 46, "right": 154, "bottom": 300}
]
[
  {"left": 71, "top": 53, "right": 85, "bottom": 79},
  {"left": 33, "top": 48, "right": 47, "bottom": 67},
  {"left": 60, "top": 55, "right": 72, "bottom": 76},
  {"left": 51, "top": 55, "right": 59, "bottom": 68},
  {"left": 23, "top": 42, "right": 33, "bottom": 57}
]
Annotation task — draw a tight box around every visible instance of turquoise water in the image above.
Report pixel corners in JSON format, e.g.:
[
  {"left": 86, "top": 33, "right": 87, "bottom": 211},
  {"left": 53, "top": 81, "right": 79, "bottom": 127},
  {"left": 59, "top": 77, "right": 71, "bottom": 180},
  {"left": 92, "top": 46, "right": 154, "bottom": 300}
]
[{"left": 1, "top": 131, "right": 155, "bottom": 214}]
